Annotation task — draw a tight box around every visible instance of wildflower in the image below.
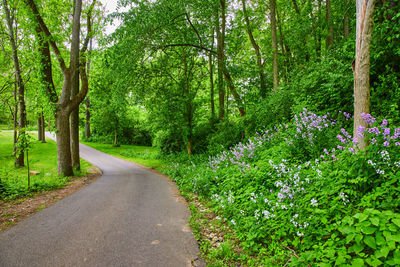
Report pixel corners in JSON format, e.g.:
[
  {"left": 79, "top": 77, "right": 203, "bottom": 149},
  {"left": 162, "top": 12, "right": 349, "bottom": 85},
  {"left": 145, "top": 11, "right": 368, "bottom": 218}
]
[
  {"left": 231, "top": 219, "right": 236, "bottom": 225},
  {"left": 311, "top": 198, "right": 318, "bottom": 207},
  {"left": 297, "top": 231, "right": 304, "bottom": 237}
]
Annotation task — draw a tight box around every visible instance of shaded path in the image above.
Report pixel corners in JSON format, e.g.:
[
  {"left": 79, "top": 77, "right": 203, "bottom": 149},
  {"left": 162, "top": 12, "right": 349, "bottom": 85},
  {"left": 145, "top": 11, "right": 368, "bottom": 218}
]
[{"left": 0, "top": 136, "right": 203, "bottom": 266}]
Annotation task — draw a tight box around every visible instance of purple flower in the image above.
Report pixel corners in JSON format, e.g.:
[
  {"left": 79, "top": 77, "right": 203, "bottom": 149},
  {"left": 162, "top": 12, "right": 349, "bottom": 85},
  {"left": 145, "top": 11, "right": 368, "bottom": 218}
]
[
  {"left": 383, "top": 141, "right": 389, "bottom": 147},
  {"left": 381, "top": 119, "right": 388, "bottom": 127}
]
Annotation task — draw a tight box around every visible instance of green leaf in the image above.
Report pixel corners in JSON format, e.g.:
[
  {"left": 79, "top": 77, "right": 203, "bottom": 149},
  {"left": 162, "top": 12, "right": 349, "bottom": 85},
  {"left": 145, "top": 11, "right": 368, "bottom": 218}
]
[
  {"left": 351, "top": 243, "right": 365, "bottom": 254},
  {"left": 343, "top": 216, "right": 354, "bottom": 225},
  {"left": 391, "top": 234, "right": 400, "bottom": 242},
  {"left": 364, "top": 236, "right": 376, "bottom": 249},
  {"left": 375, "top": 246, "right": 390, "bottom": 258},
  {"left": 351, "top": 258, "right": 364, "bottom": 267},
  {"left": 354, "top": 213, "right": 368, "bottom": 222},
  {"left": 375, "top": 232, "right": 385, "bottom": 246},
  {"left": 369, "top": 217, "right": 379, "bottom": 226},
  {"left": 392, "top": 219, "right": 400, "bottom": 228},
  {"left": 346, "top": 233, "right": 355, "bottom": 244},
  {"left": 335, "top": 256, "right": 346, "bottom": 265},
  {"left": 361, "top": 226, "right": 376, "bottom": 235},
  {"left": 365, "top": 256, "right": 383, "bottom": 267},
  {"left": 355, "top": 234, "right": 363, "bottom": 244},
  {"left": 339, "top": 225, "right": 355, "bottom": 235}
]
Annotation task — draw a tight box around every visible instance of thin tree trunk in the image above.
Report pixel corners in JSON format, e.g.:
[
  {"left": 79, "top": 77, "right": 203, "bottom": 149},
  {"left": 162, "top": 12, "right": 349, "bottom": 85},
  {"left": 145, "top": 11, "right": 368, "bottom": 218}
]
[
  {"left": 38, "top": 115, "right": 43, "bottom": 141},
  {"left": 276, "top": 7, "right": 287, "bottom": 81},
  {"left": 209, "top": 53, "right": 215, "bottom": 120},
  {"left": 344, "top": 3, "right": 350, "bottom": 39},
  {"left": 270, "top": 0, "right": 279, "bottom": 91},
  {"left": 40, "top": 112, "right": 45, "bottom": 142},
  {"left": 316, "top": 0, "right": 322, "bottom": 57},
  {"left": 326, "top": 0, "right": 334, "bottom": 49},
  {"left": 84, "top": 38, "right": 92, "bottom": 139},
  {"left": 85, "top": 98, "right": 91, "bottom": 138},
  {"left": 241, "top": 0, "right": 266, "bottom": 98},
  {"left": 353, "top": 0, "right": 375, "bottom": 150},
  {"left": 217, "top": 2, "right": 225, "bottom": 121},
  {"left": 70, "top": 0, "right": 82, "bottom": 171},
  {"left": 2, "top": 0, "right": 26, "bottom": 167},
  {"left": 223, "top": 70, "right": 245, "bottom": 117},
  {"left": 13, "top": 79, "right": 17, "bottom": 157}
]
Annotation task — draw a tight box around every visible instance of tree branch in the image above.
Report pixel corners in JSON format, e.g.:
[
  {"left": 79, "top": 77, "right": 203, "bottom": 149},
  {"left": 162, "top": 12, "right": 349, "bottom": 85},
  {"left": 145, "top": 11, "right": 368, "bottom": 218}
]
[{"left": 24, "top": 0, "right": 67, "bottom": 73}]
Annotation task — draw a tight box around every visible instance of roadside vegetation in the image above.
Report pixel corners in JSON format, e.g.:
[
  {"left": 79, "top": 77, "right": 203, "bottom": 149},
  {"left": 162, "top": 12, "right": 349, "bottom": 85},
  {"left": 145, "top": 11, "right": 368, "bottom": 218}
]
[{"left": 0, "top": 131, "right": 92, "bottom": 200}]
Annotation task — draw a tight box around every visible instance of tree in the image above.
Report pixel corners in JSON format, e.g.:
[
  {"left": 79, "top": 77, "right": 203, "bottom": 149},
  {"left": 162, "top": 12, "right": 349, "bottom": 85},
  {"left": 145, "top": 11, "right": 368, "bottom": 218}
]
[
  {"left": 2, "top": 0, "right": 26, "bottom": 167},
  {"left": 25, "top": 0, "right": 91, "bottom": 176},
  {"left": 270, "top": 0, "right": 279, "bottom": 91},
  {"left": 353, "top": 0, "right": 376, "bottom": 150}
]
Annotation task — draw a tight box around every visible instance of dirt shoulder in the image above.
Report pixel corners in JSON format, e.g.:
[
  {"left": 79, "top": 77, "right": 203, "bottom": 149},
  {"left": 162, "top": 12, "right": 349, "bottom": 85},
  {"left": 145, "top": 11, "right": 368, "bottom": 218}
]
[{"left": 0, "top": 167, "right": 101, "bottom": 231}]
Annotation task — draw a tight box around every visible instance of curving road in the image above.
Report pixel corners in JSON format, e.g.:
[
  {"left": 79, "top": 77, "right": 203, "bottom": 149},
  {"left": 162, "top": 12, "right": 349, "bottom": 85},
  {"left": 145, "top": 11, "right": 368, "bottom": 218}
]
[{"left": 0, "top": 137, "right": 204, "bottom": 267}]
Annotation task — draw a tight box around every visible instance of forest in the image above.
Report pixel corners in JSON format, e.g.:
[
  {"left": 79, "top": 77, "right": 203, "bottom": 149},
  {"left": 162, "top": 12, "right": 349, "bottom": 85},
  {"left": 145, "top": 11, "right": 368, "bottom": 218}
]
[{"left": 1, "top": 0, "right": 400, "bottom": 265}]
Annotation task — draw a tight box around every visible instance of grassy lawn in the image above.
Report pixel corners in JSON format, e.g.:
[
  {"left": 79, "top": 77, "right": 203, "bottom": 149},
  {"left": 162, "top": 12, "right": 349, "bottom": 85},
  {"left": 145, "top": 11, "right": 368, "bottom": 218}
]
[
  {"left": 0, "top": 131, "right": 92, "bottom": 200},
  {"left": 81, "top": 141, "right": 165, "bottom": 171}
]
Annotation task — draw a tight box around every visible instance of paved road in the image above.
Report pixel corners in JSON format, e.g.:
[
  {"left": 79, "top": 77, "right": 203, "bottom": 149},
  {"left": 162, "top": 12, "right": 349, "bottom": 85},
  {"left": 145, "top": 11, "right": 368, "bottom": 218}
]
[{"left": 0, "top": 136, "right": 204, "bottom": 267}]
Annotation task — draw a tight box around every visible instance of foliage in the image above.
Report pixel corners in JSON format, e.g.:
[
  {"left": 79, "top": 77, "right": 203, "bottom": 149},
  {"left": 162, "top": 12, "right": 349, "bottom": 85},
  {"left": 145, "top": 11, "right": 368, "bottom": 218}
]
[{"left": 164, "top": 110, "right": 400, "bottom": 264}]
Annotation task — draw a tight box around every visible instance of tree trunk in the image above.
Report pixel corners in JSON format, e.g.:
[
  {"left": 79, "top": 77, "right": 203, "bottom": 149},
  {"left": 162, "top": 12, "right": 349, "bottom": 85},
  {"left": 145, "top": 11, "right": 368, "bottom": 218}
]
[
  {"left": 85, "top": 97, "right": 91, "bottom": 138},
  {"left": 315, "top": 0, "right": 322, "bottom": 57},
  {"left": 40, "top": 112, "right": 46, "bottom": 142},
  {"left": 3, "top": 0, "right": 26, "bottom": 167},
  {"left": 344, "top": 2, "right": 350, "bottom": 39},
  {"left": 56, "top": 109, "right": 73, "bottom": 176},
  {"left": 241, "top": 0, "right": 266, "bottom": 98},
  {"left": 13, "top": 80, "right": 18, "bottom": 158},
  {"left": 70, "top": 0, "right": 82, "bottom": 171},
  {"left": 353, "top": 0, "right": 375, "bottom": 150},
  {"left": 326, "top": 0, "right": 334, "bottom": 49},
  {"left": 209, "top": 53, "right": 215, "bottom": 120},
  {"left": 276, "top": 7, "right": 288, "bottom": 81},
  {"left": 217, "top": 2, "right": 225, "bottom": 121},
  {"left": 223, "top": 70, "right": 245, "bottom": 117},
  {"left": 38, "top": 115, "right": 43, "bottom": 141},
  {"left": 270, "top": 0, "right": 279, "bottom": 91}
]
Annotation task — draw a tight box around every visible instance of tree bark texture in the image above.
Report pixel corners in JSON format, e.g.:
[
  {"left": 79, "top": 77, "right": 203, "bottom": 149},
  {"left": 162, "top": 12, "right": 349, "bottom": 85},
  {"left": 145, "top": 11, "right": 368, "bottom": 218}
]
[
  {"left": 326, "top": 0, "right": 334, "bottom": 49},
  {"left": 270, "top": 0, "right": 279, "bottom": 91},
  {"left": 241, "top": 0, "right": 266, "bottom": 98},
  {"left": 353, "top": 0, "right": 375, "bottom": 150},
  {"left": 2, "top": 0, "right": 26, "bottom": 167}
]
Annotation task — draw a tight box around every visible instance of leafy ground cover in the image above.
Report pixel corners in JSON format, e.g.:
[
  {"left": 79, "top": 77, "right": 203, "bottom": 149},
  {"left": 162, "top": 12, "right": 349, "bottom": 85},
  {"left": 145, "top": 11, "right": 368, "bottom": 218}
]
[
  {"left": 81, "top": 141, "right": 164, "bottom": 171},
  {"left": 165, "top": 109, "right": 400, "bottom": 266},
  {"left": 0, "top": 131, "right": 92, "bottom": 200}
]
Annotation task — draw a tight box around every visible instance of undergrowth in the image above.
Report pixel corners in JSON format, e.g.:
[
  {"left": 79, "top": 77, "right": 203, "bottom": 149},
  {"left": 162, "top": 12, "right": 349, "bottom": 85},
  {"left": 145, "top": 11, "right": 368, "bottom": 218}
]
[{"left": 165, "top": 109, "right": 400, "bottom": 266}]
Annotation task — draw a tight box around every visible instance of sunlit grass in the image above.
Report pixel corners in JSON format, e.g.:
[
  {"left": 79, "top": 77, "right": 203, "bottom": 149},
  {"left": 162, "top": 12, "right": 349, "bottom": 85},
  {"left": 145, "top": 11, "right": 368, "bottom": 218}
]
[{"left": 0, "top": 131, "right": 92, "bottom": 200}]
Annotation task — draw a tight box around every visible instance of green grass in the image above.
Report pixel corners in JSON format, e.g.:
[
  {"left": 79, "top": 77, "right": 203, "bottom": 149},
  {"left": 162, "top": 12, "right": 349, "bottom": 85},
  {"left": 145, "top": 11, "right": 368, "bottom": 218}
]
[
  {"left": 81, "top": 141, "right": 165, "bottom": 171},
  {"left": 0, "top": 131, "right": 92, "bottom": 200}
]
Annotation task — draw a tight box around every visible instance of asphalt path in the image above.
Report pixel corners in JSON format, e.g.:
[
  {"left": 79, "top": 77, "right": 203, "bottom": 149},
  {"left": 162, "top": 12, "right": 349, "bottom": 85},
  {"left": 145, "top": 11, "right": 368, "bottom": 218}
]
[{"left": 0, "top": 134, "right": 204, "bottom": 266}]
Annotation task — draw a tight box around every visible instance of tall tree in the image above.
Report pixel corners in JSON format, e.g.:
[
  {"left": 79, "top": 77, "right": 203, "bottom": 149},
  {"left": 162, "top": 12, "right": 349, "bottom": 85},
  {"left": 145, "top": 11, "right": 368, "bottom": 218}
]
[
  {"left": 2, "top": 0, "right": 26, "bottom": 167},
  {"left": 270, "top": 0, "right": 279, "bottom": 91},
  {"left": 216, "top": 4, "right": 225, "bottom": 121},
  {"left": 353, "top": 0, "right": 376, "bottom": 150},
  {"left": 26, "top": 0, "right": 90, "bottom": 176}
]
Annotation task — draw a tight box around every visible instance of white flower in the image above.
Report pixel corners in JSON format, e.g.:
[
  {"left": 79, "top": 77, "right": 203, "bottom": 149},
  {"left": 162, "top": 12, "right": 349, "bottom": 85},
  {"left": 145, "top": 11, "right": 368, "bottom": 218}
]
[
  {"left": 311, "top": 198, "right": 318, "bottom": 207},
  {"left": 297, "top": 231, "right": 304, "bottom": 237},
  {"left": 231, "top": 219, "right": 236, "bottom": 225}
]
